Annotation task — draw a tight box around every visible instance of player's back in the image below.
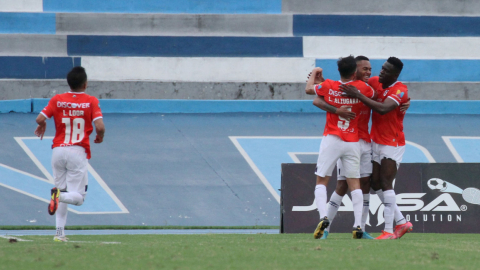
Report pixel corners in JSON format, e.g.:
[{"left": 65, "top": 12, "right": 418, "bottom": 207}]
[
  {"left": 315, "top": 79, "right": 374, "bottom": 142},
  {"left": 41, "top": 92, "right": 102, "bottom": 159}
]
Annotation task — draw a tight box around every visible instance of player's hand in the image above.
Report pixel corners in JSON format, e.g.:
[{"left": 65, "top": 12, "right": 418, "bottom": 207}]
[
  {"left": 94, "top": 134, "right": 103, "bottom": 144},
  {"left": 339, "top": 84, "right": 360, "bottom": 98},
  {"left": 335, "top": 106, "right": 356, "bottom": 120},
  {"left": 307, "top": 68, "right": 325, "bottom": 84},
  {"left": 34, "top": 124, "right": 46, "bottom": 140},
  {"left": 400, "top": 98, "right": 411, "bottom": 112}
]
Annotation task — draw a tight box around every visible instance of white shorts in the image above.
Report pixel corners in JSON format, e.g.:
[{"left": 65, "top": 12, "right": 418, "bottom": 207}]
[
  {"left": 371, "top": 141, "right": 405, "bottom": 169},
  {"left": 315, "top": 135, "right": 361, "bottom": 179},
  {"left": 337, "top": 139, "right": 372, "bottom": 180},
  {"left": 52, "top": 146, "right": 89, "bottom": 196}
]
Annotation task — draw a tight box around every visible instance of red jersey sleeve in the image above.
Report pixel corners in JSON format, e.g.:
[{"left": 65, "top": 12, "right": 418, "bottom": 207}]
[
  {"left": 359, "top": 83, "right": 375, "bottom": 99},
  {"left": 387, "top": 85, "right": 408, "bottom": 105},
  {"left": 314, "top": 80, "right": 330, "bottom": 97},
  {"left": 91, "top": 97, "right": 103, "bottom": 121},
  {"left": 368, "top": 76, "right": 380, "bottom": 89},
  {"left": 41, "top": 96, "right": 57, "bottom": 119}
]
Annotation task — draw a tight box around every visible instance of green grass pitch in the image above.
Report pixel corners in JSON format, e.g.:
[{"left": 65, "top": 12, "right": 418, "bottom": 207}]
[{"left": 1, "top": 233, "right": 479, "bottom": 270}]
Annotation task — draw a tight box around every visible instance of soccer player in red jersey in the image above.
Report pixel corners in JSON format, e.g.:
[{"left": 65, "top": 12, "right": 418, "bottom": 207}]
[
  {"left": 340, "top": 57, "right": 413, "bottom": 239},
  {"left": 307, "top": 56, "right": 377, "bottom": 239},
  {"left": 306, "top": 56, "right": 375, "bottom": 239},
  {"left": 34, "top": 66, "right": 105, "bottom": 242}
]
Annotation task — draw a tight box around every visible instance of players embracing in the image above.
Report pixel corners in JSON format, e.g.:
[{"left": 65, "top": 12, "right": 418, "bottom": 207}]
[
  {"left": 306, "top": 55, "right": 375, "bottom": 239},
  {"left": 340, "top": 57, "right": 413, "bottom": 239}
]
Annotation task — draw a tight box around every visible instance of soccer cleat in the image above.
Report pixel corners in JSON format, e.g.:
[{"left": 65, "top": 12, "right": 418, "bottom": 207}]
[
  {"left": 394, "top": 221, "right": 413, "bottom": 239},
  {"left": 48, "top": 187, "right": 60, "bottom": 215},
  {"left": 53, "top": 236, "right": 68, "bottom": 242},
  {"left": 362, "top": 231, "right": 375, "bottom": 239},
  {"left": 352, "top": 226, "right": 364, "bottom": 239},
  {"left": 375, "top": 231, "right": 397, "bottom": 240},
  {"left": 320, "top": 231, "right": 329, "bottom": 239},
  {"left": 313, "top": 217, "right": 330, "bottom": 239}
]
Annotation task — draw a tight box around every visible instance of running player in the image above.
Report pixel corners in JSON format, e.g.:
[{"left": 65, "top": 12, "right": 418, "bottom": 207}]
[
  {"left": 340, "top": 57, "right": 413, "bottom": 239},
  {"left": 306, "top": 56, "right": 375, "bottom": 239},
  {"left": 34, "top": 66, "right": 105, "bottom": 242}
]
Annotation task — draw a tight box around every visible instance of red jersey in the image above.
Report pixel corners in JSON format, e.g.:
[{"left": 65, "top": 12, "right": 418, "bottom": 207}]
[
  {"left": 41, "top": 92, "right": 103, "bottom": 159},
  {"left": 368, "top": 76, "right": 409, "bottom": 147},
  {"left": 315, "top": 79, "right": 374, "bottom": 142}
]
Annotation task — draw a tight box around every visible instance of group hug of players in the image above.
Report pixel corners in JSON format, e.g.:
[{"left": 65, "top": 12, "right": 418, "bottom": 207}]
[{"left": 305, "top": 55, "right": 413, "bottom": 240}]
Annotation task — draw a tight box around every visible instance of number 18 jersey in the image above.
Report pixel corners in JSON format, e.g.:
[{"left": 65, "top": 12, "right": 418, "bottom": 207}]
[
  {"left": 315, "top": 79, "right": 374, "bottom": 142},
  {"left": 41, "top": 92, "right": 103, "bottom": 159}
]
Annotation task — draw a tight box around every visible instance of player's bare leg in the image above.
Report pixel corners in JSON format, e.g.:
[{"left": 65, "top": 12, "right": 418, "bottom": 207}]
[
  {"left": 322, "top": 180, "right": 348, "bottom": 239},
  {"left": 314, "top": 176, "right": 330, "bottom": 239}
]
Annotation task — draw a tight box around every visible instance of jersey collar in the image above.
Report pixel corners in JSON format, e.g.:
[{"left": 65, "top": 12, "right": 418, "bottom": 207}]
[
  {"left": 68, "top": 91, "right": 85, "bottom": 94},
  {"left": 338, "top": 80, "right": 353, "bottom": 84}
]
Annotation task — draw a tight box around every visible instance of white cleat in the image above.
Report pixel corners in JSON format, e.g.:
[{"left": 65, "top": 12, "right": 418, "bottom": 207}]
[{"left": 53, "top": 236, "right": 69, "bottom": 242}]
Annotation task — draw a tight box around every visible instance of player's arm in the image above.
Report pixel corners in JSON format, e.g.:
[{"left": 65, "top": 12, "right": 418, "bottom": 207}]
[
  {"left": 94, "top": 118, "right": 105, "bottom": 144},
  {"left": 34, "top": 114, "right": 47, "bottom": 140},
  {"left": 340, "top": 84, "right": 398, "bottom": 115},
  {"left": 305, "top": 67, "right": 325, "bottom": 95},
  {"left": 400, "top": 98, "right": 411, "bottom": 112},
  {"left": 313, "top": 96, "right": 356, "bottom": 120}
]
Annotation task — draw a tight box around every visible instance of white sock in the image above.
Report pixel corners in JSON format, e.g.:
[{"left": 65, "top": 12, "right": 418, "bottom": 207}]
[
  {"left": 325, "top": 191, "right": 343, "bottom": 232},
  {"left": 361, "top": 194, "right": 370, "bottom": 231},
  {"left": 351, "top": 189, "right": 363, "bottom": 228},
  {"left": 376, "top": 190, "right": 406, "bottom": 225},
  {"left": 60, "top": 192, "right": 84, "bottom": 206},
  {"left": 314, "top": 185, "right": 327, "bottom": 219},
  {"left": 55, "top": 202, "right": 68, "bottom": 237},
  {"left": 383, "top": 190, "right": 396, "bottom": 233}
]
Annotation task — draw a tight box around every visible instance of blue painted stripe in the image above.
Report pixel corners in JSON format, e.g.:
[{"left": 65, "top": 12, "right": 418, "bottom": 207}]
[
  {"left": 316, "top": 59, "right": 480, "bottom": 82},
  {"left": 67, "top": 36, "right": 302, "bottom": 57},
  {"left": 447, "top": 138, "right": 480, "bottom": 162},
  {"left": 25, "top": 99, "right": 480, "bottom": 114},
  {"left": 44, "top": 0, "right": 281, "bottom": 14},
  {"left": 0, "top": 57, "right": 81, "bottom": 79},
  {"left": 294, "top": 15, "right": 480, "bottom": 37},
  {"left": 0, "top": 99, "right": 31, "bottom": 113},
  {"left": 0, "top": 13, "right": 55, "bottom": 34}
]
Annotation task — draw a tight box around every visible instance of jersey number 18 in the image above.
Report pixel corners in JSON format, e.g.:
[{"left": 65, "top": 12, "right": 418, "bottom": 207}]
[{"left": 62, "top": 118, "right": 85, "bottom": 144}]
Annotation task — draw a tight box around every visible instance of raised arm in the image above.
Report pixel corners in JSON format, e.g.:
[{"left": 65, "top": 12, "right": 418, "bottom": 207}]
[
  {"left": 305, "top": 67, "right": 325, "bottom": 95},
  {"left": 94, "top": 118, "right": 105, "bottom": 143},
  {"left": 340, "top": 84, "right": 398, "bottom": 115}
]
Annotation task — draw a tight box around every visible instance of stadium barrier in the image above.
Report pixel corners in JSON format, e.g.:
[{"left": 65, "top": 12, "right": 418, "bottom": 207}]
[
  {"left": 1, "top": 99, "right": 480, "bottom": 114},
  {"left": 280, "top": 163, "right": 480, "bottom": 233}
]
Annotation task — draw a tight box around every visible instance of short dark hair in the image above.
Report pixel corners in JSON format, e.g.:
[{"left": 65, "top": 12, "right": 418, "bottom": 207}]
[
  {"left": 67, "top": 66, "right": 87, "bottom": 90},
  {"left": 355, "top": 55, "right": 369, "bottom": 62},
  {"left": 337, "top": 55, "right": 357, "bottom": 78},
  {"left": 387, "top": 57, "right": 403, "bottom": 74}
]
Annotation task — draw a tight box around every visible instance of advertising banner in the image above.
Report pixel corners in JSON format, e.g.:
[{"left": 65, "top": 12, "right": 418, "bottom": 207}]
[{"left": 281, "top": 163, "right": 480, "bottom": 233}]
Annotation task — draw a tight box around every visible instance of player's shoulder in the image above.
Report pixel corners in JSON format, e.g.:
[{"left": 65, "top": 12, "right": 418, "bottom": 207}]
[
  {"left": 369, "top": 76, "right": 380, "bottom": 83},
  {"left": 395, "top": 81, "right": 408, "bottom": 91},
  {"left": 322, "top": 78, "right": 335, "bottom": 86}
]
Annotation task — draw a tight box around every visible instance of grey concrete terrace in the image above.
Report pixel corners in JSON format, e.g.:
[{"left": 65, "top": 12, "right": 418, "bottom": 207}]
[
  {"left": 56, "top": 14, "right": 293, "bottom": 37},
  {"left": 1, "top": 80, "right": 479, "bottom": 100},
  {"left": 282, "top": 0, "right": 480, "bottom": 16},
  {"left": 0, "top": 35, "right": 67, "bottom": 57}
]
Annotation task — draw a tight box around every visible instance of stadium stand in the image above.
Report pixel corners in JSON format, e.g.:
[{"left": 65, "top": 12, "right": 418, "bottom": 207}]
[{"left": 1, "top": 0, "right": 480, "bottom": 101}]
